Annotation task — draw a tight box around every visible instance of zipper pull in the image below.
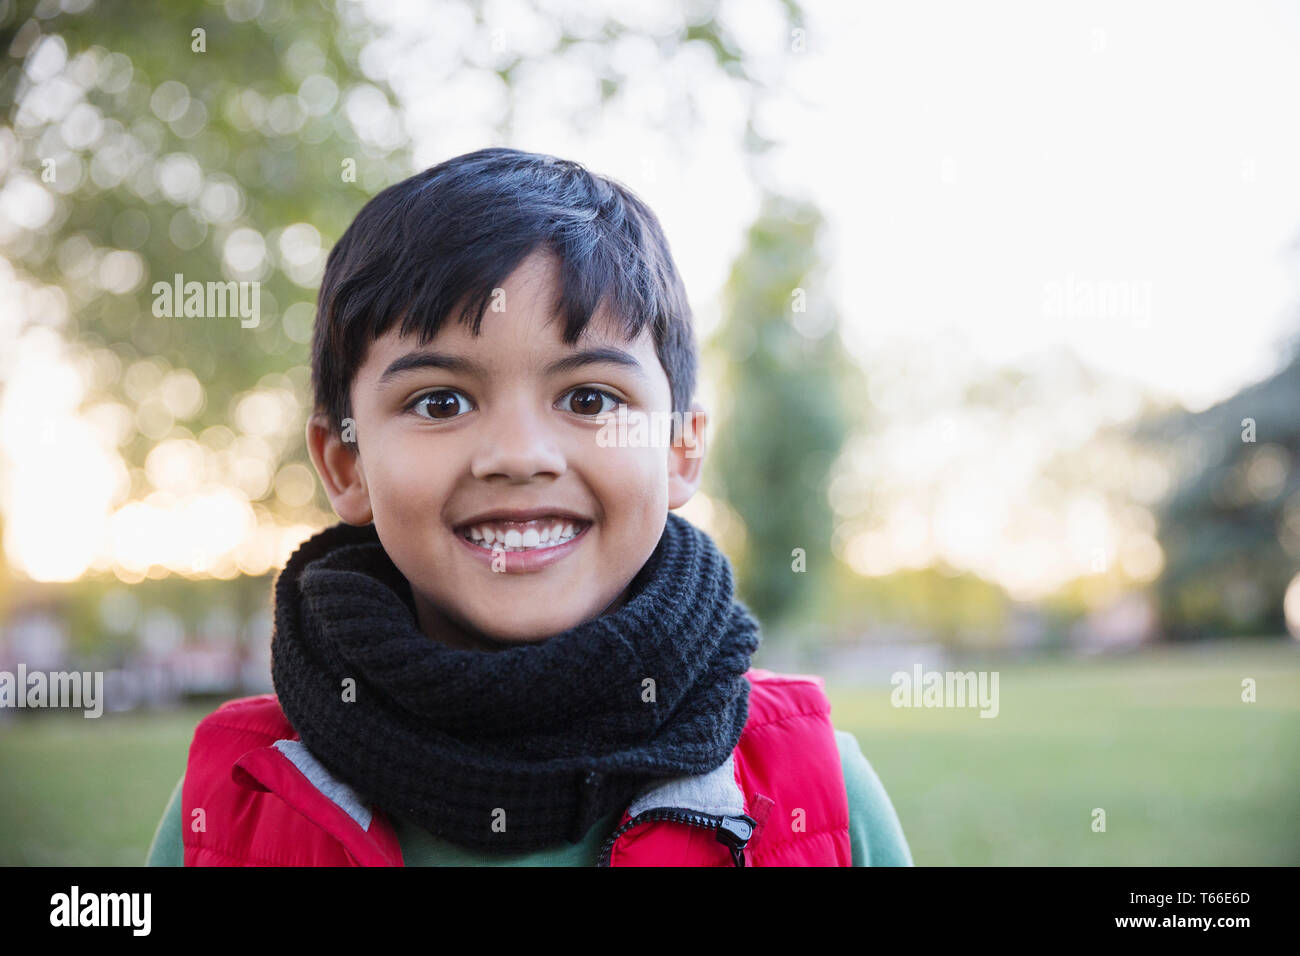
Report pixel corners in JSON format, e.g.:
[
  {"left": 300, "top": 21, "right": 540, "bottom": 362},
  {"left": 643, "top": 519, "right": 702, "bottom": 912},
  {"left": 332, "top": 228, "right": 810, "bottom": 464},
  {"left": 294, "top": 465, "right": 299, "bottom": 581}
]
[{"left": 715, "top": 814, "right": 757, "bottom": 867}]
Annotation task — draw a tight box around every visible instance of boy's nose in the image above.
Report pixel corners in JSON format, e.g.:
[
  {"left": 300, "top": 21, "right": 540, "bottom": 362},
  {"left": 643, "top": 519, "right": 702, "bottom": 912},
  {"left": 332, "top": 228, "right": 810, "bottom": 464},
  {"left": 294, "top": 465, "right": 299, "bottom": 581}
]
[{"left": 469, "top": 405, "right": 567, "bottom": 482}]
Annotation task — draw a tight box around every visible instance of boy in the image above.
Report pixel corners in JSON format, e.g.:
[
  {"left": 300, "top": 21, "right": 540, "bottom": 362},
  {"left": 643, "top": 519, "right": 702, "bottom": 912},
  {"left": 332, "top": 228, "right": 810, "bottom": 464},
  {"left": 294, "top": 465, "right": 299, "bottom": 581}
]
[{"left": 146, "top": 147, "right": 912, "bottom": 866}]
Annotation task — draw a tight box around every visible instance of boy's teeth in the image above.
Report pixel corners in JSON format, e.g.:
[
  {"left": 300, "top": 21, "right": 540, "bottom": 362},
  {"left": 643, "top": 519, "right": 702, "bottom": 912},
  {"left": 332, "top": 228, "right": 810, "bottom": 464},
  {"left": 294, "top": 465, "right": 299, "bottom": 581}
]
[{"left": 462, "top": 518, "right": 584, "bottom": 551}]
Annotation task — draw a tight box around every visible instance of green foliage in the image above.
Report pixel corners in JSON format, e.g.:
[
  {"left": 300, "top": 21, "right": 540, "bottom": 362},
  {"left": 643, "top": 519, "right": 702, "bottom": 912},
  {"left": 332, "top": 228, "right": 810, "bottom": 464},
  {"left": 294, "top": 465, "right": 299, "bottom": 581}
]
[
  {"left": 2, "top": 0, "right": 407, "bottom": 505},
  {"left": 707, "top": 195, "right": 855, "bottom": 632},
  {"left": 1139, "top": 342, "right": 1300, "bottom": 639},
  {"left": 822, "top": 563, "right": 1011, "bottom": 649}
]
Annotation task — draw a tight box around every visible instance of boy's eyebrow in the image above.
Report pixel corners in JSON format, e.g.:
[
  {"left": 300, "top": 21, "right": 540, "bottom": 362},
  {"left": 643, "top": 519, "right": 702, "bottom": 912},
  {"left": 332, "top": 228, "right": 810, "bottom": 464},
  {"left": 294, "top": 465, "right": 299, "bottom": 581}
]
[
  {"left": 376, "top": 347, "right": 649, "bottom": 387},
  {"left": 546, "top": 347, "right": 649, "bottom": 381}
]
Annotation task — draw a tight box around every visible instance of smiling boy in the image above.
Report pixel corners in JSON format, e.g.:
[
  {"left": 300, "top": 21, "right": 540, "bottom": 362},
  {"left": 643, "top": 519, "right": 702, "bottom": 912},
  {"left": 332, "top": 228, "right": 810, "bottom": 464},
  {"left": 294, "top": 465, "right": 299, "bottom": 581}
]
[{"left": 146, "top": 147, "right": 912, "bottom": 866}]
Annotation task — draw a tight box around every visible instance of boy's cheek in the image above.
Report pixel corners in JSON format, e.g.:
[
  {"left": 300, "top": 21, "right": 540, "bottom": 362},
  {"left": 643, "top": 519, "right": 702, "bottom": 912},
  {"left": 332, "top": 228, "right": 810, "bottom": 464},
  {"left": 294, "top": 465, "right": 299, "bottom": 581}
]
[
  {"left": 590, "top": 441, "right": 671, "bottom": 479},
  {"left": 587, "top": 454, "right": 667, "bottom": 517},
  {"left": 368, "top": 445, "right": 456, "bottom": 499}
]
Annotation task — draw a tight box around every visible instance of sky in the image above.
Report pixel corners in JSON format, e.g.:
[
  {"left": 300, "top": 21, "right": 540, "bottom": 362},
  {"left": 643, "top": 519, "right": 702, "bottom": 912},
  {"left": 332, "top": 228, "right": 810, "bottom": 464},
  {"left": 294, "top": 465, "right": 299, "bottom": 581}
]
[{"left": 776, "top": 0, "right": 1300, "bottom": 413}]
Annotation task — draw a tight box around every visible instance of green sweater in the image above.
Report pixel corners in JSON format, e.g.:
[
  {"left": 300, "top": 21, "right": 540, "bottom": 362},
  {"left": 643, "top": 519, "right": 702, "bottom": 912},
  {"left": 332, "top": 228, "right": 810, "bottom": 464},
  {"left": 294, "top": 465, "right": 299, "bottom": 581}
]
[{"left": 147, "top": 729, "right": 912, "bottom": 866}]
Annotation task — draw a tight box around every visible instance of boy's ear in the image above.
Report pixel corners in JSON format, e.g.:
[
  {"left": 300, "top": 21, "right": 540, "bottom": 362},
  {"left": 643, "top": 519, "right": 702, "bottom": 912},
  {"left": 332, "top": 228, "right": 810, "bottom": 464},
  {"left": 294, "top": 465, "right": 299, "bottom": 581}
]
[
  {"left": 306, "top": 412, "right": 374, "bottom": 525},
  {"left": 667, "top": 402, "right": 708, "bottom": 510}
]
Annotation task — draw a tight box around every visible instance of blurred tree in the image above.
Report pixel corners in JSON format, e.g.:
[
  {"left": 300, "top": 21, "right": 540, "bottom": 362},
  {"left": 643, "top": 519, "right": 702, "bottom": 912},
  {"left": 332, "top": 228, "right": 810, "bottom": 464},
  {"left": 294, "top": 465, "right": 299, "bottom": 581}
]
[
  {"left": 707, "top": 195, "right": 855, "bottom": 637},
  {"left": 823, "top": 562, "right": 1011, "bottom": 650},
  {"left": 1138, "top": 334, "right": 1300, "bottom": 640},
  {"left": 1, "top": 0, "right": 408, "bottom": 538},
  {"left": 0, "top": 0, "right": 806, "bottom": 598}
]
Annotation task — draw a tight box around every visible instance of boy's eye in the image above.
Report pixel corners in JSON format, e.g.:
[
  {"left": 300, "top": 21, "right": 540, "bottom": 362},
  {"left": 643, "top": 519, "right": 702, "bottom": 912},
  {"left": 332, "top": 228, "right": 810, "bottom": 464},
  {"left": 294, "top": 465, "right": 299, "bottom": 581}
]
[
  {"left": 560, "top": 387, "right": 621, "bottom": 416},
  {"left": 409, "top": 389, "right": 474, "bottom": 420}
]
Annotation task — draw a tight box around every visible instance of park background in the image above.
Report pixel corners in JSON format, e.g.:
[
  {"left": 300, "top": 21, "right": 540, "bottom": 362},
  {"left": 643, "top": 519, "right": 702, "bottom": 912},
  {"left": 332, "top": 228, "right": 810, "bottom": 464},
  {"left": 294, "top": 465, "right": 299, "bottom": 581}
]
[{"left": 1, "top": 0, "right": 1297, "bottom": 865}]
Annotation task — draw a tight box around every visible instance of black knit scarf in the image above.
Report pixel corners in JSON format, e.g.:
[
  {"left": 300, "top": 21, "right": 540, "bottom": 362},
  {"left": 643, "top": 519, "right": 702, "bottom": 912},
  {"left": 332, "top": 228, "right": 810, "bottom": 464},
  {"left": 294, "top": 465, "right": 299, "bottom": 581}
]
[{"left": 269, "top": 512, "right": 761, "bottom": 854}]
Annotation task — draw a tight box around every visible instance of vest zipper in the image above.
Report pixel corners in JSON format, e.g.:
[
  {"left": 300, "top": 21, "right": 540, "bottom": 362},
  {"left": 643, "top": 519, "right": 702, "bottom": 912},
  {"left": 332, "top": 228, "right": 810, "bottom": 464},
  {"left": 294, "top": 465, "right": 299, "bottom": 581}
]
[{"left": 597, "top": 808, "right": 758, "bottom": 867}]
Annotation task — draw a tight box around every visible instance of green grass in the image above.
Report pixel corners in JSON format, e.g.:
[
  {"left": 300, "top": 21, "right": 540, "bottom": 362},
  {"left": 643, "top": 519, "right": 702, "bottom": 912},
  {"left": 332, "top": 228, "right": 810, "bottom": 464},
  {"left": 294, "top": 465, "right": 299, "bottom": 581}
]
[
  {"left": 824, "top": 640, "right": 1300, "bottom": 865},
  {"left": 1, "top": 640, "right": 1297, "bottom": 865},
  {"left": 0, "top": 703, "right": 211, "bottom": 866}
]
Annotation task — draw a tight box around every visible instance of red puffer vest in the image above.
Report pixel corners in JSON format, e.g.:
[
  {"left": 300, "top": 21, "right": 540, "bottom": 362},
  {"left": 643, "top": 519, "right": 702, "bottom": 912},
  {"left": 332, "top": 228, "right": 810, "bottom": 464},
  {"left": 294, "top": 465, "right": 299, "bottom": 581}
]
[{"left": 182, "top": 667, "right": 851, "bottom": 866}]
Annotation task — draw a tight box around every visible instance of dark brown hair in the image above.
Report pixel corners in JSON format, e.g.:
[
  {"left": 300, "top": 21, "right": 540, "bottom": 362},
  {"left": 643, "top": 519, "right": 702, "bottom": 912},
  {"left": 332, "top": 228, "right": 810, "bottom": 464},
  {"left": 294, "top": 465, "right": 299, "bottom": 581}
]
[{"left": 311, "top": 147, "right": 698, "bottom": 440}]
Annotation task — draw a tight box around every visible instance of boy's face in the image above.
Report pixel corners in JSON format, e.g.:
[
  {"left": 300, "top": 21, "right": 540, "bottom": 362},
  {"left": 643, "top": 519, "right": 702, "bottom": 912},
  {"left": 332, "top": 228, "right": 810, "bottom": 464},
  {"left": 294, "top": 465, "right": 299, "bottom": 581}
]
[{"left": 307, "top": 250, "right": 707, "bottom": 649}]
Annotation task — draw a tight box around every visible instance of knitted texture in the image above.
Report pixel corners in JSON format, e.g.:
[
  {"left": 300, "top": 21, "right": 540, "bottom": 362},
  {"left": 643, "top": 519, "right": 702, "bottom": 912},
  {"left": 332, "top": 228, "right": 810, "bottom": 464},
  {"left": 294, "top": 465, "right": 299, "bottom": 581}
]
[{"left": 270, "top": 511, "right": 762, "bottom": 853}]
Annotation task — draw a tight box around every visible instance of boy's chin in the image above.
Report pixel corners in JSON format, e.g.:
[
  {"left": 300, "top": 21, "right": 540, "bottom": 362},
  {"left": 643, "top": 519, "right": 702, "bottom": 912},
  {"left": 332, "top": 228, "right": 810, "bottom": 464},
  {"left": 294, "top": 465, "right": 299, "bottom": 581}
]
[
  {"left": 468, "top": 584, "right": 636, "bottom": 644},
  {"left": 414, "top": 577, "right": 640, "bottom": 649},
  {"left": 428, "top": 600, "right": 602, "bottom": 648},
  {"left": 469, "top": 606, "right": 602, "bottom": 644}
]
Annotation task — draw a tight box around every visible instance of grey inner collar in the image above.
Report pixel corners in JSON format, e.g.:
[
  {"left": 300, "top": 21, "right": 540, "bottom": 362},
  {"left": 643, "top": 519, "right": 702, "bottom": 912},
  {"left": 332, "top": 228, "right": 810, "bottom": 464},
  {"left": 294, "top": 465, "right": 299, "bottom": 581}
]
[
  {"left": 626, "top": 752, "right": 746, "bottom": 819},
  {"left": 273, "top": 739, "right": 374, "bottom": 831},
  {"left": 273, "top": 739, "right": 746, "bottom": 834}
]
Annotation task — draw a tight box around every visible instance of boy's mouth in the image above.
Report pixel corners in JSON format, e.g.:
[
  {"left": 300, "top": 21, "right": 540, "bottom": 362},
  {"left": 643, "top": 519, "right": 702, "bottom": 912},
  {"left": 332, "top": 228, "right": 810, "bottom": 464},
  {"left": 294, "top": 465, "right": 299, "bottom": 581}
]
[{"left": 453, "top": 515, "right": 593, "bottom": 553}]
